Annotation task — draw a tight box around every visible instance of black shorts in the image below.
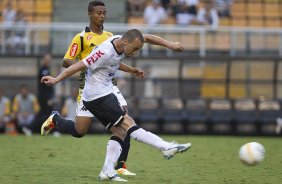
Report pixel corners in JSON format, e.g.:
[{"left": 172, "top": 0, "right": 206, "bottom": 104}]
[{"left": 83, "top": 93, "right": 126, "bottom": 130}]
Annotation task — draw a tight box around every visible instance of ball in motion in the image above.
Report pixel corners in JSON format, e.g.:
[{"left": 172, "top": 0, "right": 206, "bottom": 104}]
[{"left": 239, "top": 142, "right": 265, "bottom": 166}]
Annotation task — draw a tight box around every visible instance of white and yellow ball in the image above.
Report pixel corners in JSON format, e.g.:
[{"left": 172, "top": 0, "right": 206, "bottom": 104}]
[{"left": 239, "top": 142, "right": 265, "bottom": 166}]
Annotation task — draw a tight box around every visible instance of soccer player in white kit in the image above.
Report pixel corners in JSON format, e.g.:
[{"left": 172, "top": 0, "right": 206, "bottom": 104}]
[{"left": 41, "top": 29, "right": 191, "bottom": 182}]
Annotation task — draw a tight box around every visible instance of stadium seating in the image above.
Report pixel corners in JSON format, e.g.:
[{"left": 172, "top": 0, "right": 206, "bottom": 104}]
[
  {"left": 233, "top": 98, "right": 258, "bottom": 135},
  {"left": 0, "top": 0, "right": 53, "bottom": 23},
  {"left": 257, "top": 99, "right": 281, "bottom": 135},
  {"left": 0, "top": 0, "right": 281, "bottom": 137},
  {"left": 160, "top": 97, "right": 184, "bottom": 134},
  {"left": 208, "top": 99, "right": 234, "bottom": 134},
  {"left": 125, "top": 97, "right": 138, "bottom": 119},
  {"left": 126, "top": 0, "right": 282, "bottom": 28},
  {"left": 230, "top": 0, "right": 282, "bottom": 28},
  {"left": 136, "top": 97, "right": 161, "bottom": 133},
  {"left": 35, "top": 0, "right": 52, "bottom": 14},
  {"left": 0, "top": 0, "right": 53, "bottom": 55},
  {"left": 184, "top": 98, "right": 208, "bottom": 134}
]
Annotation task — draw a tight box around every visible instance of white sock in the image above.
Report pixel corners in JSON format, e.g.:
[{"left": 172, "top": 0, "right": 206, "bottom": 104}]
[
  {"left": 130, "top": 128, "right": 170, "bottom": 151},
  {"left": 102, "top": 140, "right": 122, "bottom": 176}
]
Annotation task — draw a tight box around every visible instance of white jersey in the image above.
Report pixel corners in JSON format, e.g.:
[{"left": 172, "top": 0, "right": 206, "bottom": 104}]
[{"left": 82, "top": 35, "right": 124, "bottom": 101}]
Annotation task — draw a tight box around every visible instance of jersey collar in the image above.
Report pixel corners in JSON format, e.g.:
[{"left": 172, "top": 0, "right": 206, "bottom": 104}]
[
  {"left": 85, "top": 26, "right": 104, "bottom": 34},
  {"left": 111, "top": 37, "right": 123, "bottom": 55},
  {"left": 85, "top": 27, "right": 91, "bottom": 32}
]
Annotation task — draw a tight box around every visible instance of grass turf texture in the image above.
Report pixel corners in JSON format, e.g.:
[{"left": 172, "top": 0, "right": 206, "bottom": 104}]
[{"left": 0, "top": 135, "right": 281, "bottom": 184}]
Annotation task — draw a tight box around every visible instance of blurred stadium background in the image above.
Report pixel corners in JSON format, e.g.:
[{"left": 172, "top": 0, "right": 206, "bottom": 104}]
[{"left": 1, "top": 0, "right": 282, "bottom": 136}]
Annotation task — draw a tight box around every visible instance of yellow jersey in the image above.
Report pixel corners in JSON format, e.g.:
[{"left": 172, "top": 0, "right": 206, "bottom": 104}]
[{"left": 64, "top": 27, "right": 113, "bottom": 89}]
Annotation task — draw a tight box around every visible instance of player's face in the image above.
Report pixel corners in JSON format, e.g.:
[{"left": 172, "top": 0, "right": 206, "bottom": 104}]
[
  {"left": 89, "top": 6, "right": 106, "bottom": 27},
  {"left": 124, "top": 38, "right": 143, "bottom": 57}
]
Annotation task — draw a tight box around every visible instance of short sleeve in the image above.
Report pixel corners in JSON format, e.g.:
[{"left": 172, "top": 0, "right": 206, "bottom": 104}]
[{"left": 63, "top": 34, "right": 82, "bottom": 60}]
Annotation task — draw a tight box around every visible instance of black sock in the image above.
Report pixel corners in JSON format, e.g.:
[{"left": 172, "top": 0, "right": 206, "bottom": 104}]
[
  {"left": 116, "top": 133, "right": 130, "bottom": 169},
  {"left": 53, "top": 114, "right": 83, "bottom": 138}
]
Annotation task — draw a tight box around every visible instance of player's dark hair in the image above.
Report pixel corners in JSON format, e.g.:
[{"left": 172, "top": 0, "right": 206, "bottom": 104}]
[
  {"left": 122, "top": 29, "right": 144, "bottom": 43},
  {"left": 88, "top": 1, "right": 105, "bottom": 13}
]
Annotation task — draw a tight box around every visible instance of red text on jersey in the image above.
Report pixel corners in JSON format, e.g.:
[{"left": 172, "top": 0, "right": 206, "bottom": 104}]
[
  {"left": 70, "top": 43, "right": 78, "bottom": 57},
  {"left": 87, "top": 35, "right": 92, "bottom": 40},
  {"left": 86, "top": 50, "right": 104, "bottom": 65}
]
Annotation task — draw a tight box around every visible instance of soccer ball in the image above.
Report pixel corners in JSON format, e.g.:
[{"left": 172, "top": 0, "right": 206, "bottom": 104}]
[{"left": 239, "top": 142, "right": 265, "bottom": 166}]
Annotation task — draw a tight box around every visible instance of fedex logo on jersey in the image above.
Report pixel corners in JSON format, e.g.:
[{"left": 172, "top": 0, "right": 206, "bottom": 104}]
[
  {"left": 70, "top": 43, "right": 78, "bottom": 57},
  {"left": 86, "top": 50, "right": 105, "bottom": 65}
]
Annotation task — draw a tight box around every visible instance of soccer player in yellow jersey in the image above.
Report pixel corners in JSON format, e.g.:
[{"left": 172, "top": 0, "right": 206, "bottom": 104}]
[{"left": 41, "top": 0, "right": 184, "bottom": 176}]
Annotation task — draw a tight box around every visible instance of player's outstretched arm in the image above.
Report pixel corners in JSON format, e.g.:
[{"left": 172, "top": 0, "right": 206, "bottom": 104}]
[
  {"left": 143, "top": 34, "right": 184, "bottom": 52},
  {"left": 62, "top": 58, "right": 77, "bottom": 68},
  {"left": 41, "top": 61, "right": 86, "bottom": 85},
  {"left": 119, "top": 63, "right": 145, "bottom": 78}
]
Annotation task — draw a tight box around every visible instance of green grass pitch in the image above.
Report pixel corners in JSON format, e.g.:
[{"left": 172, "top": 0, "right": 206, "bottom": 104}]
[{"left": 0, "top": 134, "right": 281, "bottom": 184}]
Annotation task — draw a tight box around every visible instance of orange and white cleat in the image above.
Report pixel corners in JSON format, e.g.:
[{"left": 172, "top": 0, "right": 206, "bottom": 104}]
[
  {"left": 41, "top": 111, "right": 59, "bottom": 136},
  {"left": 116, "top": 168, "right": 136, "bottom": 176},
  {"left": 98, "top": 171, "right": 127, "bottom": 182}
]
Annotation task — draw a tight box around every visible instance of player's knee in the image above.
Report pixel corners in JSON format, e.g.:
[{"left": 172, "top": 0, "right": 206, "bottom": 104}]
[
  {"left": 123, "top": 115, "right": 136, "bottom": 127},
  {"left": 75, "top": 124, "right": 90, "bottom": 136},
  {"left": 110, "top": 126, "right": 126, "bottom": 140}
]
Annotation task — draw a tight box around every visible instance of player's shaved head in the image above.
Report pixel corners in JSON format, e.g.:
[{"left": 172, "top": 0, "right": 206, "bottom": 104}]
[
  {"left": 88, "top": 0, "right": 105, "bottom": 12},
  {"left": 122, "top": 29, "right": 144, "bottom": 43}
]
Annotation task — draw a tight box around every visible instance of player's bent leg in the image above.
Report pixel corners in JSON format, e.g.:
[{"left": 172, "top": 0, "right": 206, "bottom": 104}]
[
  {"left": 74, "top": 98, "right": 95, "bottom": 136},
  {"left": 74, "top": 116, "right": 92, "bottom": 135},
  {"left": 110, "top": 126, "right": 127, "bottom": 140},
  {"left": 120, "top": 115, "right": 136, "bottom": 130},
  {"left": 41, "top": 111, "right": 85, "bottom": 138}
]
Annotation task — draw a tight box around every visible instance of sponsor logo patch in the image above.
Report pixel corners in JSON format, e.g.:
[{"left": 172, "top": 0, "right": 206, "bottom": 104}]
[
  {"left": 86, "top": 50, "right": 105, "bottom": 65},
  {"left": 87, "top": 35, "right": 92, "bottom": 40},
  {"left": 70, "top": 43, "right": 78, "bottom": 57}
]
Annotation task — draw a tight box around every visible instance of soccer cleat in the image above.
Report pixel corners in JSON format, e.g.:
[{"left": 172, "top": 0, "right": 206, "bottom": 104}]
[
  {"left": 98, "top": 171, "right": 127, "bottom": 182},
  {"left": 116, "top": 168, "right": 136, "bottom": 176},
  {"left": 41, "top": 111, "right": 59, "bottom": 136},
  {"left": 162, "top": 141, "right": 191, "bottom": 160}
]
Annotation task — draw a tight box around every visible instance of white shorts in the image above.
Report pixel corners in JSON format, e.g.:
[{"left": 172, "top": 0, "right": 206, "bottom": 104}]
[
  {"left": 112, "top": 86, "right": 127, "bottom": 107},
  {"left": 76, "top": 86, "right": 127, "bottom": 117}
]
